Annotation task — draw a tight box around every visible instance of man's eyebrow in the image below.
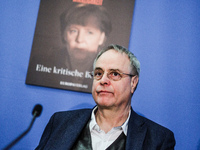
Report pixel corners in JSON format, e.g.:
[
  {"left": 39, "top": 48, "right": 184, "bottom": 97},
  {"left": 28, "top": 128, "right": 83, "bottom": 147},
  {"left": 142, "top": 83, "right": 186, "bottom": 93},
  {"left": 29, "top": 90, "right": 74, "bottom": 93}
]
[
  {"left": 94, "top": 68, "right": 122, "bottom": 72},
  {"left": 94, "top": 67, "right": 103, "bottom": 71},
  {"left": 110, "top": 69, "right": 122, "bottom": 72},
  {"left": 110, "top": 69, "right": 119, "bottom": 71}
]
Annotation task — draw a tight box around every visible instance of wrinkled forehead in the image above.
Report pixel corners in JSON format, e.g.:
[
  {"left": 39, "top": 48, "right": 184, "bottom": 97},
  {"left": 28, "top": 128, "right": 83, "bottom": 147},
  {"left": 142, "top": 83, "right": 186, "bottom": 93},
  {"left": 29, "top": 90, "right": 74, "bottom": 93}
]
[{"left": 95, "top": 50, "right": 132, "bottom": 71}]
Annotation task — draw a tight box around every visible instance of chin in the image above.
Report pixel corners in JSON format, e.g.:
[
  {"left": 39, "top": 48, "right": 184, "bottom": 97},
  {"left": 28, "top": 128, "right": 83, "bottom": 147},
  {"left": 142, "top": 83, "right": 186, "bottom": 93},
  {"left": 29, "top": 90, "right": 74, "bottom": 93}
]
[{"left": 96, "top": 99, "right": 115, "bottom": 108}]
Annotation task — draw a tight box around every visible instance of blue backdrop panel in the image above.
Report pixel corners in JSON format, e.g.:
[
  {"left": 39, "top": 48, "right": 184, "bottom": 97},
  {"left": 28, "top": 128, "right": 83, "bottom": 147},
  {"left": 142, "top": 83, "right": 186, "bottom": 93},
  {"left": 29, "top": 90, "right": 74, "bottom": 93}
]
[{"left": 0, "top": 0, "right": 200, "bottom": 150}]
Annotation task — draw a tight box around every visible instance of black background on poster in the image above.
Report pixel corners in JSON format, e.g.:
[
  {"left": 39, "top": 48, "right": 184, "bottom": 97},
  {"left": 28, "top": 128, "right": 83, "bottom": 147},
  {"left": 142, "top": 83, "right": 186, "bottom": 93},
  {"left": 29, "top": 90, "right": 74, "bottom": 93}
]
[{"left": 26, "top": 0, "right": 135, "bottom": 93}]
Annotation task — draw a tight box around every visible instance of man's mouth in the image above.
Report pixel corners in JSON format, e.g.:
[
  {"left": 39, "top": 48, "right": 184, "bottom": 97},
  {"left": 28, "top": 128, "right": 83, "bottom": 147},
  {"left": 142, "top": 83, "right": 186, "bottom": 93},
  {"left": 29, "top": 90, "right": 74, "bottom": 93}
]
[{"left": 97, "top": 90, "right": 113, "bottom": 95}]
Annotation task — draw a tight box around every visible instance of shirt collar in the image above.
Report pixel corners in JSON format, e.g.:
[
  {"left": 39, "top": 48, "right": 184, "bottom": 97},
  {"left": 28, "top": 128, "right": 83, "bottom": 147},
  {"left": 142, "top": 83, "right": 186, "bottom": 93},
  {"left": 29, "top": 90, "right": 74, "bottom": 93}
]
[{"left": 89, "top": 106, "right": 131, "bottom": 136}]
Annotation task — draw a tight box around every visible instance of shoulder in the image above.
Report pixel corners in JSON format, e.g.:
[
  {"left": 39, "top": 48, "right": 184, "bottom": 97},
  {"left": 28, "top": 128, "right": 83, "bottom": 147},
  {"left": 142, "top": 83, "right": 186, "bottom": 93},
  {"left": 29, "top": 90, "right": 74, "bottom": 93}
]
[
  {"left": 35, "top": 108, "right": 93, "bottom": 149},
  {"left": 128, "top": 110, "right": 175, "bottom": 149},
  {"left": 142, "top": 115, "right": 173, "bottom": 136},
  {"left": 52, "top": 108, "right": 92, "bottom": 119},
  {"left": 50, "top": 108, "right": 92, "bottom": 123},
  {"left": 130, "top": 109, "right": 175, "bottom": 141}
]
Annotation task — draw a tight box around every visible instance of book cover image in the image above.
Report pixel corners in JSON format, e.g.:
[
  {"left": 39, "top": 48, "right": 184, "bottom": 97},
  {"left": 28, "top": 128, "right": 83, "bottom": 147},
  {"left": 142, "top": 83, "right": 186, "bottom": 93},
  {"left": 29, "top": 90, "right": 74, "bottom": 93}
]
[{"left": 26, "top": 0, "right": 135, "bottom": 93}]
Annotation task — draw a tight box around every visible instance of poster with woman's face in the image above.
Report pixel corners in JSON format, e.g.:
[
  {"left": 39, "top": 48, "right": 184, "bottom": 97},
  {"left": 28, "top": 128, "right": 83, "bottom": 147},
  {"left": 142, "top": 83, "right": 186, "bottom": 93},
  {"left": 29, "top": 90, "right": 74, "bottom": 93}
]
[{"left": 26, "top": 0, "right": 135, "bottom": 93}]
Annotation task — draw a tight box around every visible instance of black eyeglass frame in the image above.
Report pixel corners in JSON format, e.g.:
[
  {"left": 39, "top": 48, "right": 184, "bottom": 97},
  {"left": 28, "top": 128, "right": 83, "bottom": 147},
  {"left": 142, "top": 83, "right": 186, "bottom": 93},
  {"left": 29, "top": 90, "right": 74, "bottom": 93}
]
[{"left": 89, "top": 69, "right": 136, "bottom": 81}]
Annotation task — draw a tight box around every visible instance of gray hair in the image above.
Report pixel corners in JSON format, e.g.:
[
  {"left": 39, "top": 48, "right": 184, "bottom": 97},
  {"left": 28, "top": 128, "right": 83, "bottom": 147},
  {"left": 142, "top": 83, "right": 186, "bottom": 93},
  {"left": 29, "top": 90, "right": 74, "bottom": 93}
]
[{"left": 93, "top": 44, "right": 140, "bottom": 76}]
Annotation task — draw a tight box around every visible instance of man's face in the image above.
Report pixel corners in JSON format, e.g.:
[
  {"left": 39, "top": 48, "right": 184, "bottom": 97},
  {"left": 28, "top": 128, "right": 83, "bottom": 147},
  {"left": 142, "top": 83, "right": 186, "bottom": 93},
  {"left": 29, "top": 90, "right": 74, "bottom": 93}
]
[
  {"left": 64, "top": 24, "right": 105, "bottom": 60},
  {"left": 92, "top": 50, "right": 138, "bottom": 110}
]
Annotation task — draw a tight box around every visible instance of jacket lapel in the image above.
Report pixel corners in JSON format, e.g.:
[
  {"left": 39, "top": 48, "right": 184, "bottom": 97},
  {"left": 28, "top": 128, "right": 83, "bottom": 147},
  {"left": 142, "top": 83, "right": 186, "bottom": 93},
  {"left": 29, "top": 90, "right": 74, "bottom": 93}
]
[
  {"left": 126, "top": 108, "right": 147, "bottom": 150},
  {"left": 52, "top": 109, "right": 92, "bottom": 150}
]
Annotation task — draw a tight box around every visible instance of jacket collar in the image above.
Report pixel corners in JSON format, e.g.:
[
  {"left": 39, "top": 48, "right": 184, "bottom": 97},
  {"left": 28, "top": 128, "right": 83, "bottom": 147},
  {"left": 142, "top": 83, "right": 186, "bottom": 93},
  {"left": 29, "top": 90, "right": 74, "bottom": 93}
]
[{"left": 126, "top": 108, "right": 147, "bottom": 150}]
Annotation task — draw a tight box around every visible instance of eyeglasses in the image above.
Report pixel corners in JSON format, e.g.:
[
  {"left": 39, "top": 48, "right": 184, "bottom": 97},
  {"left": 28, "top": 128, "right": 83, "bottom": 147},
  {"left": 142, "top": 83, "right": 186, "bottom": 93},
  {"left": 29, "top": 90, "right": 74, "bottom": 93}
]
[{"left": 90, "top": 69, "right": 136, "bottom": 81}]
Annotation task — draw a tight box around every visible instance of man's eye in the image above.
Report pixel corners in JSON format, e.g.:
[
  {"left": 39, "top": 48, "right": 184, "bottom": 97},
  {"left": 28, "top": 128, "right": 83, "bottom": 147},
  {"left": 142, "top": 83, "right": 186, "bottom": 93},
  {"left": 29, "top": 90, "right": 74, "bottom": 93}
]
[
  {"left": 111, "top": 71, "right": 120, "bottom": 76},
  {"left": 94, "top": 71, "right": 102, "bottom": 77}
]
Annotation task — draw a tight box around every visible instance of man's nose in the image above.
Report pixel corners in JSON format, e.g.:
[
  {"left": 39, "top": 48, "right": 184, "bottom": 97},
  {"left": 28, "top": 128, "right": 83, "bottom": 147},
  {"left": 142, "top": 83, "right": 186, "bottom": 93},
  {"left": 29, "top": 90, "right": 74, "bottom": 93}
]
[{"left": 100, "top": 73, "right": 111, "bottom": 85}]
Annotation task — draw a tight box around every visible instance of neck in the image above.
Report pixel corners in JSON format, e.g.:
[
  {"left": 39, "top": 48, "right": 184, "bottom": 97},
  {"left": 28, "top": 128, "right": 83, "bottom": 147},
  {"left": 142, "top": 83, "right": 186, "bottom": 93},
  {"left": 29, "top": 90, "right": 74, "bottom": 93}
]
[{"left": 95, "top": 105, "right": 131, "bottom": 133}]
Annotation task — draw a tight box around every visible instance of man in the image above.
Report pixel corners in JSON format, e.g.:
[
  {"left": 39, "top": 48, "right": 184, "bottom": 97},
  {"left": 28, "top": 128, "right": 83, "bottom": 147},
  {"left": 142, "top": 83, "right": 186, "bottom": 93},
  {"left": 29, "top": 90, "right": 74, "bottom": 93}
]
[{"left": 35, "top": 44, "right": 176, "bottom": 150}]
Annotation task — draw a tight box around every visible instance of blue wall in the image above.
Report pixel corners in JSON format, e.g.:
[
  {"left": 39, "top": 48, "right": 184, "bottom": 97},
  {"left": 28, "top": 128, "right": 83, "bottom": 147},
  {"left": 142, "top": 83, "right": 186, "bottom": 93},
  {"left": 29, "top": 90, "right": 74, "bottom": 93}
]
[{"left": 1, "top": 1, "right": 200, "bottom": 150}]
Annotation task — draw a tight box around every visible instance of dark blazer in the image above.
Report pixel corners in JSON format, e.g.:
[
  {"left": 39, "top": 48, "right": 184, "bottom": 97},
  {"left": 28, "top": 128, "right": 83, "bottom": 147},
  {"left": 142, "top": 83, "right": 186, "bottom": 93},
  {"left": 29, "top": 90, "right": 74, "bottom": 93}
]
[{"left": 35, "top": 108, "right": 175, "bottom": 150}]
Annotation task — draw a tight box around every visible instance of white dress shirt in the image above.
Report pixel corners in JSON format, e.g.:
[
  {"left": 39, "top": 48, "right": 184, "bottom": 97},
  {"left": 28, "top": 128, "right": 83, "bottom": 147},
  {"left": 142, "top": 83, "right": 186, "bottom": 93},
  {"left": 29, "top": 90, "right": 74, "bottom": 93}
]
[{"left": 89, "top": 107, "right": 131, "bottom": 150}]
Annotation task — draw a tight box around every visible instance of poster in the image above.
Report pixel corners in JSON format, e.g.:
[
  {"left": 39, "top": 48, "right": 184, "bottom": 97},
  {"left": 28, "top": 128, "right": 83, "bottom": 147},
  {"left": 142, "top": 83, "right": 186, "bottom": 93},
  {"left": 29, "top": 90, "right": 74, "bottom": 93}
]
[{"left": 26, "top": 0, "right": 135, "bottom": 93}]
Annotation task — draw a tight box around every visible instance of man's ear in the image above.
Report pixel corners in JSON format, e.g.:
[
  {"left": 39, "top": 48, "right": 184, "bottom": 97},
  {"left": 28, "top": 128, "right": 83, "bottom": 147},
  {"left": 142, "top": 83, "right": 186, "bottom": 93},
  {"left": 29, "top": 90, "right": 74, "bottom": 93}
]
[{"left": 131, "top": 76, "right": 139, "bottom": 93}]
